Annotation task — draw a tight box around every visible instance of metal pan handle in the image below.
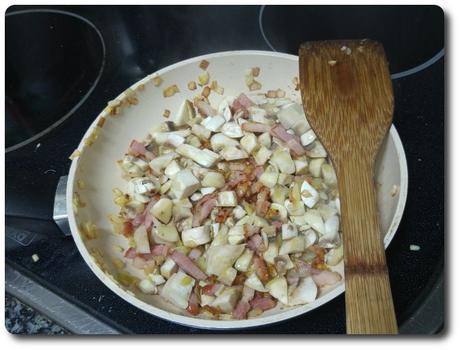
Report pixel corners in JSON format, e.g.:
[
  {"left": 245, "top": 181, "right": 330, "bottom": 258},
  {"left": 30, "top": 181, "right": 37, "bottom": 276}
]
[{"left": 53, "top": 175, "right": 71, "bottom": 236}]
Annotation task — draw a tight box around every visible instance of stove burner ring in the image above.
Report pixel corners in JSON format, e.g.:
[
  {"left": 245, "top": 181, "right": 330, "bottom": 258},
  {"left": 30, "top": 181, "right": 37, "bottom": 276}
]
[
  {"left": 5, "top": 9, "right": 106, "bottom": 153},
  {"left": 258, "top": 5, "right": 444, "bottom": 80}
]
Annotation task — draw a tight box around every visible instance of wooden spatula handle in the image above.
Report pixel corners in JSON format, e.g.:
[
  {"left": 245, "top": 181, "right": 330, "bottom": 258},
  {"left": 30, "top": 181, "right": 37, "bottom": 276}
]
[{"left": 336, "top": 159, "right": 398, "bottom": 334}]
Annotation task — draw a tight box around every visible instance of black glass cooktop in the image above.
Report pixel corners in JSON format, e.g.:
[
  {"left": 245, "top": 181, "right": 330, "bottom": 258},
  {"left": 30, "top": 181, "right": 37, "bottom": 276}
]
[
  {"left": 5, "top": 10, "right": 105, "bottom": 151},
  {"left": 5, "top": 5, "right": 444, "bottom": 334}
]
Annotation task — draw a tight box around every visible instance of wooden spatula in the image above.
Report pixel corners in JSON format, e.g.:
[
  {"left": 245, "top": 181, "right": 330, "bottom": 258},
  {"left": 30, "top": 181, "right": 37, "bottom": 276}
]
[{"left": 299, "top": 40, "right": 398, "bottom": 334}]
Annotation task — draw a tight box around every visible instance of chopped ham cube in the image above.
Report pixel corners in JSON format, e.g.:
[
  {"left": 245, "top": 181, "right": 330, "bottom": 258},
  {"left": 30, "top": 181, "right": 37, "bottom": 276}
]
[
  {"left": 187, "top": 291, "right": 200, "bottom": 315},
  {"left": 233, "top": 300, "right": 251, "bottom": 319},
  {"left": 250, "top": 296, "right": 276, "bottom": 311},
  {"left": 246, "top": 233, "right": 266, "bottom": 254},
  {"left": 170, "top": 250, "right": 207, "bottom": 280},
  {"left": 151, "top": 244, "right": 170, "bottom": 257},
  {"left": 254, "top": 166, "right": 264, "bottom": 179},
  {"left": 232, "top": 93, "right": 253, "bottom": 111},
  {"left": 201, "top": 283, "right": 223, "bottom": 296},
  {"left": 124, "top": 247, "right": 137, "bottom": 259},
  {"left": 129, "top": 140, "right": 146, "bottom": 155},
  {"left": 242, "top": 122, "right": 271, "bottom": 133},
  {"left": 192, "top": 194, "right": 217, "bottom": 227},
  {"left": 270, "top": 124, "right": 305, "bottom": 156}
]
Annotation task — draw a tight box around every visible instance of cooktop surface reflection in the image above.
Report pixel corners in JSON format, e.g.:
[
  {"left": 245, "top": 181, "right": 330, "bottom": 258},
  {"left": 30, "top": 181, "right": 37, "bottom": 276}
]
[{"left": 5, "top": 9, "right": 105, "bottom": 151}]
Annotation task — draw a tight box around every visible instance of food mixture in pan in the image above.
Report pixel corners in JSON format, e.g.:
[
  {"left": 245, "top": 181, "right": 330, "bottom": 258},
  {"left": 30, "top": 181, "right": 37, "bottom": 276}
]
[{"left": 110, "top": 66, "right": 343, "bottom": 320}]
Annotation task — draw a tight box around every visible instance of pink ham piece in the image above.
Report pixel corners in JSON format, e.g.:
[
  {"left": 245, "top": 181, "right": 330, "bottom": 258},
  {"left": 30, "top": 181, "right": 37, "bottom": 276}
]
[
  {"left": 129, "top": 140, "right": 146, "bottom": 155},
  {"left": 286, "top": 138, "right": 306, "bottom": 156},
  {"left": 170, "top": 250, "right": 207, "bottom": 280},
  {"left": 139, "top": 253, "right": 154, "bottom": 260},
  {"left": 151, "top": 244, "right": 170, "bottom": 257},
  {"left": 286, "top": 269, "right": 300, "bottom": 286},
  {"left": 294, "top": 260, "right": 342, "bottom": 287},
  {"left": 250, "top": 296, "right": 276, "bottom": 311},
  {"left": 132, "top": 213, "right": 145, "bottom": 227},
  {"left": 311, "top": 270, "right": 342, "bottom": 287},
  {"left": 124, "top": 247, "right": 137, "bottom": 259},
  {"left": 232, "top": 93, "right": 253, "bottom": 111},
  {"left": 187, "top": 292, "right": 200, "bottom": 315},
  {"left": 270, "top": 124, "right": 305, "bottom": 156},
  {"left": 132, "top": 196, "right": 159, "bottom": 228},
  {"left": 254, "top": 166, "right": 264, "bottom": 179},
  {"left": 232, "top": 300, "right": 251, "bottom": 320},
  {"left": 144, "top": 213, "right": 153, "bottom": 230},
  {"left": 226, "top": 171, "right": 247, "bottom": 188},
  {"left": 272, "top": 220, "right": 283, "bottom": 231},
  {"left": 233, "top": 286, "right": 254, "bottom": 319},
  {"left": 192, "top": 194, "right": 217, "bottom": 227},
  {"left": 201, "top": 283, "right": 223, "bottom": 296},
  {"left": 241, "top": 122, "right": 271, "bottom": 133},
  {"left": 247, "top": 233, "right": 266, "bottom": 254},
  {"left": 269, "top": 124, "right": 294, "bottom": 142}
]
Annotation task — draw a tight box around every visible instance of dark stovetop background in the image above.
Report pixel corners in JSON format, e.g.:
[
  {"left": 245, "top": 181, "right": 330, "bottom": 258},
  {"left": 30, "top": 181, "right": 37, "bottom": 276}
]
[{"left": 5, "top": 5, "right": 444, "bottom": 334}]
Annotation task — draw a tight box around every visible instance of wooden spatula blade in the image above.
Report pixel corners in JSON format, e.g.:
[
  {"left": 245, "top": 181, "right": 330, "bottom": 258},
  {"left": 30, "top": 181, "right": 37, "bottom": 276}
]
[
  {"left": 299, "top": 40, "right": 398, "bottom": 334},
  {"left": 299, "top": 40, "right": 394, "bottom": 163}
]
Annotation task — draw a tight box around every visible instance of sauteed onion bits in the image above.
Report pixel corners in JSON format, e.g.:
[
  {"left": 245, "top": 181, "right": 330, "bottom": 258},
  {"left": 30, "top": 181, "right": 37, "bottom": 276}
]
[{"left": 110, "top": 62, "right": 343, "bottom": 320}]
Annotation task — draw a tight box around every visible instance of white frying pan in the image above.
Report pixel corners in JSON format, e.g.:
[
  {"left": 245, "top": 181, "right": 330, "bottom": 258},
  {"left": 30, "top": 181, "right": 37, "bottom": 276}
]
[{"left": 67, "top": 51, "right": 408, "bottom": 329}]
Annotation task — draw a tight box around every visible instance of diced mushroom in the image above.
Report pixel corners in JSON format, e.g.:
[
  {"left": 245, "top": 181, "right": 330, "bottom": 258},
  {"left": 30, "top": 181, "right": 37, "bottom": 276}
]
[
  {"left": 133, "top": 226, "right": 150, "bottom": 254},
  {"left": 271, "top": 148, "right": 295, "bottom": 174},
  {"left": 211, "top": 287, "right": 241, "bottom": 313},
  {"left": 300, "top": 180, "right": 319, "bottom": 208},
  {"left": 206, "top": 244, "right": 245, "bottom": 276},
  {"left": 155, "top": 223, "right": 180, "bottom": 242},
  {"left": 279, "top": 236, "right": 305, "bottom": 255},
  {"left": 173, "top": 100, "right": 196, "bottom": 126},
  {"left": 300, "top": 130, "right": 316, "bottom": 147},
  {"left": 220, "top": 145, "right": 249, "bottom": 161},
  {"left": 201, "top": 171, "right": 225, "bottom": 188},
  {"left": 245, "top": 272, "right": 268, "bottom": 292},
  {"left": 263, "top": 242, "right": 279, "bottom": 264},
  {"left": 281, "top": 222, "right": 298, "bottom": 240},
  {"left": 288, "top": 277, "right": 317, "bottom": 306},
  {"left": 222, "top": 122, "right": 244, "bottom": 138},
  {"left": 210, "top": 133, "right": 240, "bottom": 152},
  {"left": 234, "top": 249, "right": 254, "bottom": 272},
  {"left": 303, "top": 210, "right": 325, "bottom": 235},
  {"left": 151, "top": 198, "right": 173, "bottom": 224},
  {"left": 202, "top": 115, "right": 226, "bottom": 132},
  {"left": 176, "top": 144, "right": 220, "bottom": 168},
  {"left": 182, "top": 225, "right": 211, "bottom": 247},
  {"left": 240, "top": 133, "right": 258, "bottom": 154},
  {"left": 170, "top": 169, "right": 200, "bottom": 199},
  {"left": 160, "top": 271, "right": 195, "bottom": 309},
  {"left": 266, "top": 276, "right": 288, "bottom": 304}
]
